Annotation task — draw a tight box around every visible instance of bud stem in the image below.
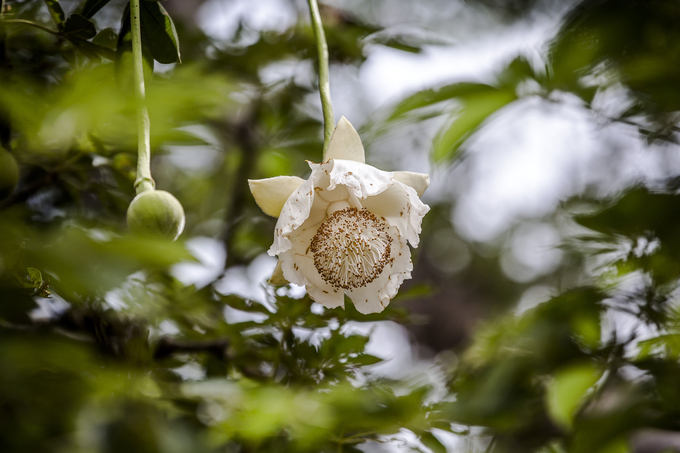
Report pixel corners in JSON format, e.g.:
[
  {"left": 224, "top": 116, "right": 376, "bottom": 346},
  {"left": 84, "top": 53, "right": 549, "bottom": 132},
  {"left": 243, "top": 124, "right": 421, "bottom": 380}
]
[
  {"left": 306, "top": 0, "right": 335, "bottom": 159},
  {"left": 130, "top": 0, "right": 154, "bottom": 194}
]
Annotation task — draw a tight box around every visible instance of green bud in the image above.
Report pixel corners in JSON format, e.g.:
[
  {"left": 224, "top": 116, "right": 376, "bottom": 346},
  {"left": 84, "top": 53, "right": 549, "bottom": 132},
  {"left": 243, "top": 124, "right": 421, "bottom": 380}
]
[
  {"left": 0, "top": 148, "right": 19, "bottom": 201},
  {"left": 126, "top": 190, "right": 185, "bottom": 240}
]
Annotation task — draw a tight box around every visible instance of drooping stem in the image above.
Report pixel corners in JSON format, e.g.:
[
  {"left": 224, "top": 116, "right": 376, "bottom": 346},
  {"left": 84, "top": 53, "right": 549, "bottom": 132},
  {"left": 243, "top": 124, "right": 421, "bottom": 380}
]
[
  {"left": 130, "top": 0, "right": 154, "bottom": 194},
  {"left": 306, "top": 0, "right": 335, "bottom": 159},
  {"left": 0, "top": 19, "right": 60, "bottom": 36}
]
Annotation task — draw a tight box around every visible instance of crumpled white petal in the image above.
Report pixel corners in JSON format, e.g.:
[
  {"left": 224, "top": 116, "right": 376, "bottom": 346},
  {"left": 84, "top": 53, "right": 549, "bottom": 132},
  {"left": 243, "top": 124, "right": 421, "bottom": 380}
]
[
  {"left": 326, "top": 159, "right": 393, "bottom": 200},
  {"left": 268, "top": 175, "right": 317, "bottom": 256},
  {"left": 324, "top": 116, "right": 365, "bottom": 163},
  {"left": 360, "top": 180, "right": 429, "bottom": 247}
]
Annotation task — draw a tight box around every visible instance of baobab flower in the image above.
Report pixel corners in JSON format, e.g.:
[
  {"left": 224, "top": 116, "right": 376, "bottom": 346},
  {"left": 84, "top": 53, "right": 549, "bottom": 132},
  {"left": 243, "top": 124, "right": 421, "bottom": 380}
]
[{"left": 249, "top": 117, "right": 429, "bottom": 314}]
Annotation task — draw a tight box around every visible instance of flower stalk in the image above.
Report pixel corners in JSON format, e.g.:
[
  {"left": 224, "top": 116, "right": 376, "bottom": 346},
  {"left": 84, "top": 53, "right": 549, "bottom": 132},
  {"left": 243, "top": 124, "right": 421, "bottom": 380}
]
[
  {"left": 306, "top": 0, "right": 335, "bottom": 159},
  {"left": 130, "top": 0, "right": 154, "bottom": 194}
]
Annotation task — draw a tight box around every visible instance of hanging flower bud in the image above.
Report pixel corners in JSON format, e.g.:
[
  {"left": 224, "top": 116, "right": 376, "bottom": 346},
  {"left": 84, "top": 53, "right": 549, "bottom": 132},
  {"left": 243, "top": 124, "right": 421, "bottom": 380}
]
[{"left": 127, "top": 189, "right": 185, "bottom": 240}]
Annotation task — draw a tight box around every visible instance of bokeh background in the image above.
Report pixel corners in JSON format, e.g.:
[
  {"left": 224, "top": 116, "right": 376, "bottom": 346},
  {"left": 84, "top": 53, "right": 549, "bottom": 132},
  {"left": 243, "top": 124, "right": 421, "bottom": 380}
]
[{"left": 3, "top": 0, "right": 680, "bottom": 452}]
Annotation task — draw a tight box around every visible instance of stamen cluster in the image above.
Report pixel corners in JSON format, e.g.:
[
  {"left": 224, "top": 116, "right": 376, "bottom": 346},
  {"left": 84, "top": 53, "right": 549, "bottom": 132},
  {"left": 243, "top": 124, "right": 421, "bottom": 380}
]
[{"left": 310, "top": 207, "right": 392, "bottom": 290}]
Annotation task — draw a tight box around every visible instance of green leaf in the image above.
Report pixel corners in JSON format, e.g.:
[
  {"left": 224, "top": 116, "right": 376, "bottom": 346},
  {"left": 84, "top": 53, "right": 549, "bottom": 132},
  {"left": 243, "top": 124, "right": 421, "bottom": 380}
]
[
  {"left": 348, "top": 354, "right": 383, "bottom": 366},
  {"left": 389, "top": 82, "right": 495, "bottom": 121},
  {"left": 70, "top": 41, "right": 101, "bottom": 62},
  {"left": 546, "top": 363, "right": 601, "bottom": 430},
  {"left": 140, "top": 1, "right": 181, "bottom": 64},
  {"left": 44, "top": 0, "right": 66, "bottom": 30},
  {"left": 72, "top": 39, "right": 116, "bottom": 61},
  {"left": 63, "top": 14, "right": 97, "bottom": 40},
  {"left": 576, "top": 188, "right": 680, "bottom": 238},
  {"left": 81, "top": 0, "right": 113, "bottom": 19},
  {"left": 221, "top": 294, "right": 272, "bottom": 315},
  {"left": 92, "top": 28, "right": 118, "bottom": 50},
  {"left": 324, "top": 335, "right": 370, "bottom": 357},
  {"left": 393, "top": 283, "right": 434, "bottom": 301},
  {"left": 637, "top": 334, "right": 680, "bottom": 360},
  {"left": 433, "top": 88, "right": 516, "bottom": 163},
  {"left": 498, "top": 55, "right": 537, "bottom": 87},
  {"left": 26, "top": 268, "right": 43, "bottom": 287},
  {"left": 419, "top": 431, "right": 447, "bottom": 453}
]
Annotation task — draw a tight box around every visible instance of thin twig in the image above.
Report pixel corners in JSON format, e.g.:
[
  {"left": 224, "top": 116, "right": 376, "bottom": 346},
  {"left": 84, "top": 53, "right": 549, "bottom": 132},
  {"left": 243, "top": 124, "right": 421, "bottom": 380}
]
[
  {"left": 154, "top": 337, "right": 230, "bottom": 360},
  {"left": 1, "top": 19, "right": 60, "bottom": 36}
]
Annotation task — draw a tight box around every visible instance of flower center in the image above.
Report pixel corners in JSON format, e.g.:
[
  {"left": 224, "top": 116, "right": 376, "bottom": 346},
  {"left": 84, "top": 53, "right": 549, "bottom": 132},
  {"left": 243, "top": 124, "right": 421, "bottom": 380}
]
[{"left": 310, "top": 207, "right": 392, "bottom": 290}]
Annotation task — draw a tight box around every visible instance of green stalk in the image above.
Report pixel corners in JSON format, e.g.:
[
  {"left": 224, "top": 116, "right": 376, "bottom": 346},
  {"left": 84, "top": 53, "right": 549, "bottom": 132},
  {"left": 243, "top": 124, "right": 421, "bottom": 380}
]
[
  {"left": 130, "top": 0, "right": 154, "bottom": 194},
  {"left": 306, "top": 0, "right": 335, "bottom": 159}
]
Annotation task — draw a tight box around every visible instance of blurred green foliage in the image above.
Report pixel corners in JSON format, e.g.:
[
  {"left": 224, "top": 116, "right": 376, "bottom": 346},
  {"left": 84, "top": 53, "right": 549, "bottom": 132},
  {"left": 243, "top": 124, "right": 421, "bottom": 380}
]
[{"left": 2, "top": 0, "right": 680, "bottom": 452}]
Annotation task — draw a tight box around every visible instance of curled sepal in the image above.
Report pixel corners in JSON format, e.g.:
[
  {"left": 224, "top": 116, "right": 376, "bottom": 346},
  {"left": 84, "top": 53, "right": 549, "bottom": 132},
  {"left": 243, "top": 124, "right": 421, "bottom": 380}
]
[
  {"left": 269, "top": 259, "right": 289, "bottom": 285},
  {"left": 393, "top": 171, "right": 430, "bottom": 196},
  {"left": 324, "top": 116, "right": 365, "bottom": 163},
  {"left": 248, "top": 176, "right": 305, "bottom": 218}
]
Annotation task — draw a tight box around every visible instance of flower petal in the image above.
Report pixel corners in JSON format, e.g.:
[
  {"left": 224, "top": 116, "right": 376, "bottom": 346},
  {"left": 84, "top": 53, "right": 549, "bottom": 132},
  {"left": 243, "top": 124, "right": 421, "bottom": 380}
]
[
  {"left": 361, "top": 181, "right": 430, "bottom": 247},
  {"left": 280, "top": 251, "right": 344, "bottom": 309},
  {"left": 290, "top": 219, "right": 324, "bottom": 259},
  {"left": 279, "top": 251, "right": 305, "bottom": 286},
  {"left": 324, "top": 117, "right": 365, "bottom": 163},
  {"left": 392, "top": 171, "right": 430, "bottom": 197},
  {"left": 249, "top": 176, "right": 305, "bottom": 218},
  {"left": 308, "top": 284, "right": 345, "bottom": 309},
  {"left": 326, "top": 159, "right": 393, "bottom": 200},
  {"left": 269, "top": 259, "right": 289, "bottom": 285},
  {"left": 268, "top": 171, "right": 322, "bottom": 256},
  {"left": 346, "top": 227, "right": 413, "bottom": 314},
  {"left": 312, "top": 169, "right": 350, "bottom": 203}
]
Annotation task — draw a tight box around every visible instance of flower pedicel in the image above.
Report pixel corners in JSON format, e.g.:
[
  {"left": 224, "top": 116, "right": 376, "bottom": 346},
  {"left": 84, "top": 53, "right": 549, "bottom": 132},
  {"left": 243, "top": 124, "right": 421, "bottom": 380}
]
[{"left": 249, "top": 117, "right": 429, "bottom": 314}]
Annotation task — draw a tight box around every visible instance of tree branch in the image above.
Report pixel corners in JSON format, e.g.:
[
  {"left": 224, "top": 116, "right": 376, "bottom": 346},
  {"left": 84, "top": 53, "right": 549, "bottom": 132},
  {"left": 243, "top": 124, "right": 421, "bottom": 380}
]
[
  {"left": 219, "top": 110, "right": 261, "bottom": 270},
  {"left": 154, "top": 336, "right": 230, "bottom": 360}
]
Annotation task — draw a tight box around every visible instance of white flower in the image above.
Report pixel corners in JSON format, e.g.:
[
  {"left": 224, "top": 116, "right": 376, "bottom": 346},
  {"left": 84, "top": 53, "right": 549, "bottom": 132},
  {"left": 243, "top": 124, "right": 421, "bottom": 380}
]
[{"left": 249, "top": 117, "right": 430, "bottom": 314}]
